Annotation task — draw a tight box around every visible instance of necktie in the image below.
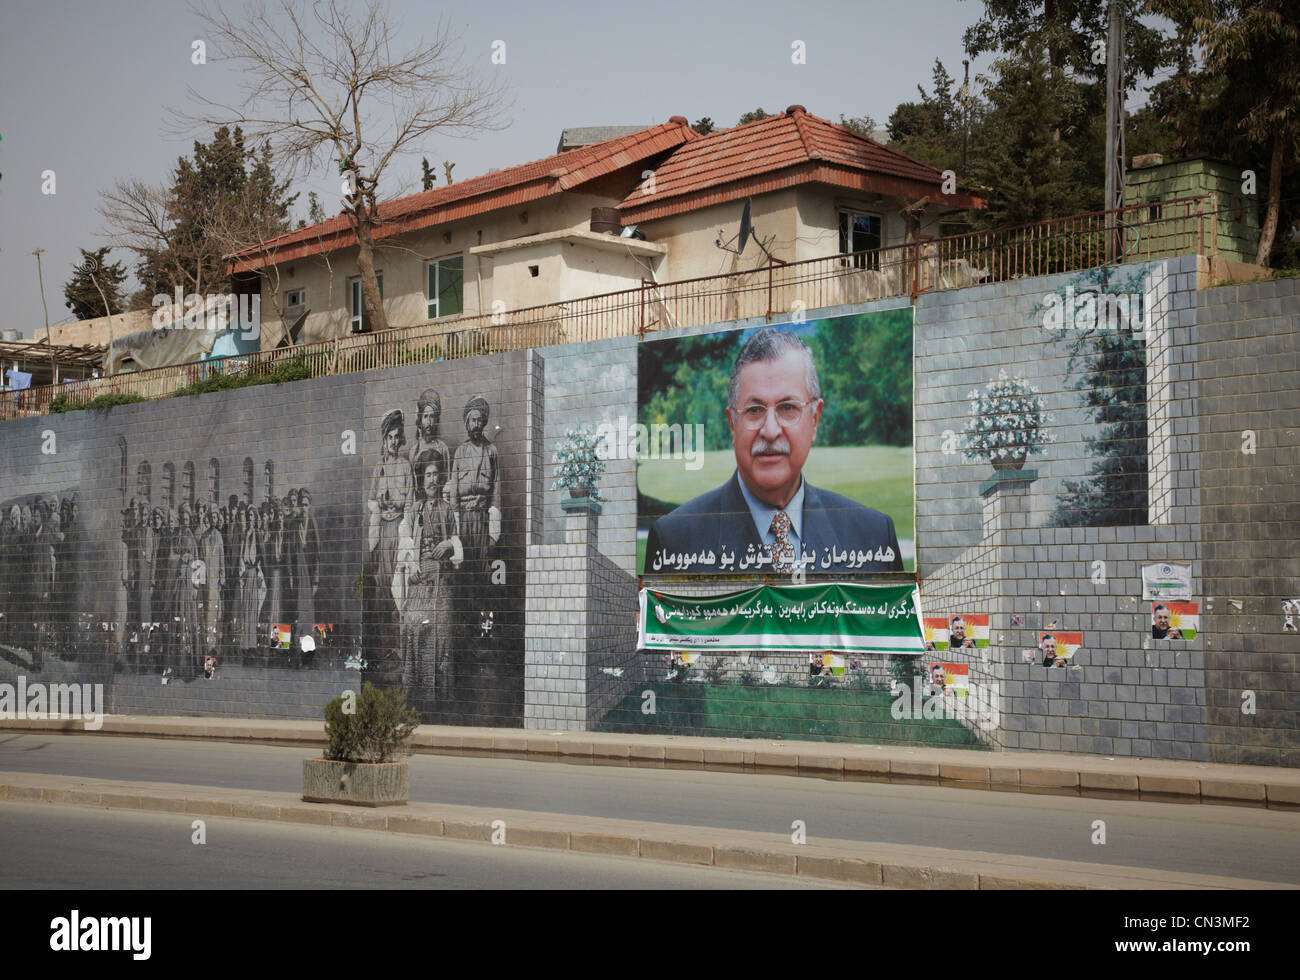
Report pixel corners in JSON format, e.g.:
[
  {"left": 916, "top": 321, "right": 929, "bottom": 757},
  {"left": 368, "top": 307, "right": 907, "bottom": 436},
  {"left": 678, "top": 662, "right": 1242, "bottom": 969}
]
[{"left": 769, "top": 510, "right": 794, "bottom": 572}]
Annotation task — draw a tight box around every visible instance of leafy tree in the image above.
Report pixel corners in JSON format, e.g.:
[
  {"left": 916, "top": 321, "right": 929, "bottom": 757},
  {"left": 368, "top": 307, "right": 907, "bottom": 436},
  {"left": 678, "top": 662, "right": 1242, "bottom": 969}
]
[
  {"left": 805, "top": 311, "right": 912, "bottom": 447},
  {"left": 964, "top": 0, "right": 1170, "bottom": 84},
  {"left": 838, "top": 114, "right": 877, "bottom": 138},
  {"left": 738, "top": 108, "right": 771, "bottom": 125},
  {"left": 63, "top": 247, "right": 128, "bottom": 320},
  {"left": 1046, "top": 265, "right": 1150, "bottom": 527},
  {"left": 692, "top": 117, "right": 715, "bottom": 135},
  {"left": 1146, "top": 0, "right": 1300, "bottom": 265},
  {"left": 886, "top": 60, "right": 973, "bottom": 176},
  {"left": 960, "top": 2, "right": 1179, "bottom": 218},
  {"left": 971, "top": 40, "right": 1083, "bottom": 226},
  {"left": 102, "top": 126, "right": 298, "bottom": 308},
  {"left": 421, "top": 156, "right": 436, "bottom": 191}
]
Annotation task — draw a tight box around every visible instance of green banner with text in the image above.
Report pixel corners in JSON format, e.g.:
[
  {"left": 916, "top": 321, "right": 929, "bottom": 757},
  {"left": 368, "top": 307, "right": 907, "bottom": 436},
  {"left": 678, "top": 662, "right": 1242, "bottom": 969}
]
[{"left": 637, "top": 582, "right": 926, "bottom": 654}]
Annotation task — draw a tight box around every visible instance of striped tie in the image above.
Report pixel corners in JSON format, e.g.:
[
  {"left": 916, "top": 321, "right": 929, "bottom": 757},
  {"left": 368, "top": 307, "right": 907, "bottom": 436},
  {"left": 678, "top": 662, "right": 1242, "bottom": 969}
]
[{"left": 769, "top": 510, "right": 794, "bottom": 572}]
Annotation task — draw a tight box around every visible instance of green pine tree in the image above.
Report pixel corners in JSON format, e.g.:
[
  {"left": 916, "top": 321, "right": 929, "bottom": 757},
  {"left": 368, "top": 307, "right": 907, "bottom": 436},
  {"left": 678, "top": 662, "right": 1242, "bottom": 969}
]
[
  {"left": 972, "top": 40, "right": 1081, "bottom": 227},
  {"left": 1047, "top": 266, "right": 1150, "bottom": 527},
  {"left": 63, "top": 247, "right": 127, "bottom": 319},
  {"left": 307, "top": 191, "right": 326, "bottom": 224}
]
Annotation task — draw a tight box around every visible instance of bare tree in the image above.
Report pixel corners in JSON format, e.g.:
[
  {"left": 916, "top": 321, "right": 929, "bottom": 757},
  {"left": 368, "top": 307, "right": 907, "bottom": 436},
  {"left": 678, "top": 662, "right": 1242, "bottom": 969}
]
[
  {"left": 206, "top": 185, "right": 293, "bottom": 346},
  {"left": 99, "top": 178, "right": 207, "bottom": 301},
  {"left": 179, "top": 0, "right": 510, "bottom": 333}
]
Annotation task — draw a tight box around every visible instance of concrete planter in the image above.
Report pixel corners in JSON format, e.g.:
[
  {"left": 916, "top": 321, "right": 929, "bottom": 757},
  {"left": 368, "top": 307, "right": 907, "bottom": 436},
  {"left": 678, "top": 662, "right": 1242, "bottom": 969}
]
[{"left": 302, "top": 758, "right": 409, "bottom": 807}]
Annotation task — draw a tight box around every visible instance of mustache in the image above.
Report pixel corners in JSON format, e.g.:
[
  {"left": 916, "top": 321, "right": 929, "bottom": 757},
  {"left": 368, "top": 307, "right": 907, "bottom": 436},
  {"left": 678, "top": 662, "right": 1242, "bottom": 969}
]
[{"left": 750, "top": 436, "right": 791, "bottom": 455}]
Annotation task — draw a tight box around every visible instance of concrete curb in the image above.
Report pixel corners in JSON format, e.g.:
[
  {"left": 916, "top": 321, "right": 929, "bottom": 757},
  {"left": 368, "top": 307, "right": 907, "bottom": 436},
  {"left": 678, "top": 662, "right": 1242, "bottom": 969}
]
[
  {"left": 3, "top": 715, "right": 1298, "bottom": 810},
  {"left": 2, "top": 771, "right": 1291, "bottom": 890}
]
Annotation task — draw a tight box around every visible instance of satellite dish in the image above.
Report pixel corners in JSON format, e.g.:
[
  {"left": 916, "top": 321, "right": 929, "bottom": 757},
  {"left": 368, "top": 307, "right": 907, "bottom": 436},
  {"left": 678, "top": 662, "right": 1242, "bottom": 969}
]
[{"left": 713, "top": 196, "right": 777, "bottom": 261}]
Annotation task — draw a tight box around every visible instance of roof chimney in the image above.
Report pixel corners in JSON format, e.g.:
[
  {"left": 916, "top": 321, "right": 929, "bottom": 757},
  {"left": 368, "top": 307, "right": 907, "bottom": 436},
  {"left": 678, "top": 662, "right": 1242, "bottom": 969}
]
[
  {"left": 668, "top": 115, "right": 688, "bottom": 125},
  {"left": 785, "top": 104, "right": 806, "bottom": 116}
]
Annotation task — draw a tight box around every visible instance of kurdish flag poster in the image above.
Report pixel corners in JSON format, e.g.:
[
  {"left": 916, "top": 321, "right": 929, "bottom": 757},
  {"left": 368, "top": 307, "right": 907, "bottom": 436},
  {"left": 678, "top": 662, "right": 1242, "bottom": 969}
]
[
  {"left": 923, "top": 618, "right": 949, "bottom": 651},
  {"left": 951, "top": 613, "right": 988, "bottom": 649},
  {"left": 1040, "top": 631, "right": 1083, "bottom": 662},
  {"left": 930, "top": 662, "right": 970, "bottom": 696},
  {"left": 1151, "top": 602, "right": 1198, "bottom": 639}
]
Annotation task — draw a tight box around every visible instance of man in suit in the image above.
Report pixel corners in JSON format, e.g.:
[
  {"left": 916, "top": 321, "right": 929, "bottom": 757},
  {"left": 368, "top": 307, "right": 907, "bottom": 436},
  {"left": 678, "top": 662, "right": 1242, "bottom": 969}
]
[{"left": 645, "top": 327, "right": 903, "bottom": 575}]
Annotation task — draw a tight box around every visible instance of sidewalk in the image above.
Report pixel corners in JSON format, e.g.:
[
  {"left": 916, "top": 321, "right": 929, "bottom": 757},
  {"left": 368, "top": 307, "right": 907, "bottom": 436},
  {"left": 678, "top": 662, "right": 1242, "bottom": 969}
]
[
  {"left": 2, "top": 771, "right": 1291, "bottom": 890},
  {"left": 3, "top": 713, "right": 1298, "bottom": 809}
]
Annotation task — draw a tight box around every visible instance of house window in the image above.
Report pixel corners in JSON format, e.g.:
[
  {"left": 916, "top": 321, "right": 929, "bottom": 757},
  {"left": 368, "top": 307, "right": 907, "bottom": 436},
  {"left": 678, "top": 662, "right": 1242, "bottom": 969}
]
[
  {"left": 426, "top": 255, "right": 464, "bottom": 319},
  {"left": 349, "top": 274, "right": 383, "bottom": 332},
  {"left": 285, "top": 288, "right": 306, "bottom": 309},
  {"left": 839, "top": 211, "right": 882, "bottom": 269}
]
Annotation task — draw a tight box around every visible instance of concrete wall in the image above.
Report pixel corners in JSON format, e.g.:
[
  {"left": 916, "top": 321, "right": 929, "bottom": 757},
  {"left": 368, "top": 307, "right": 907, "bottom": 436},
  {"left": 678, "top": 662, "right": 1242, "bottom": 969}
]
[
  {"left": 6, "top": 255, "right": 1298, "bottom": 766},
  {"left": 1197, "top": 275, "right": 1300, "bottom": 767}
]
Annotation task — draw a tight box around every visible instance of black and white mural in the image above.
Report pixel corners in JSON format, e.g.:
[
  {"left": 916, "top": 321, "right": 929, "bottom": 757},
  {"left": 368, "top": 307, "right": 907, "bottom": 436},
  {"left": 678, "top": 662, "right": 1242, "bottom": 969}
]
[{"left": 0, "top": 350, "right": 536, "bottom": 727}]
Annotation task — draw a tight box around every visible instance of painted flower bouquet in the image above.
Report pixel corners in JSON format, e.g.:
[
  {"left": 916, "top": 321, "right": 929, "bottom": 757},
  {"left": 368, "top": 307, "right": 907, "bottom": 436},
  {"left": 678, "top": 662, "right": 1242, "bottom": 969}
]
[
  {"left": 961, "top": 370, "right": 1057, "bottom": 470},
  {"left": 552, "top": 424, "right": 606, "bottom": 501}
]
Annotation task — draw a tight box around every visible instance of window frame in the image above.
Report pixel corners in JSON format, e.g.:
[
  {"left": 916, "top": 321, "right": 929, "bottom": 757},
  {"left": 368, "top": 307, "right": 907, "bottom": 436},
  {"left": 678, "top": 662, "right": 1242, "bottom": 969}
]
[
  {"left": 838, "top": 209, "right": 884, "bottom": 270},
  {"left": 349, "top": 273, "right": 383, "bottom": 332},
  {"left": 426, "top": 254, "right": 464, "bottom": 320}
]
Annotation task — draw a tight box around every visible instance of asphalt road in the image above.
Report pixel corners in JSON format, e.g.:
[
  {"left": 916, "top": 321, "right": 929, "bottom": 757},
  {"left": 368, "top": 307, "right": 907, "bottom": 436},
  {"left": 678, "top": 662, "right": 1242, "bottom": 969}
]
[
  {"left": 0, "top": 801, "right": 842, "bottom": 889},
  {"left": 2, "top": 733, "right": 1298, "bottom": 884}
]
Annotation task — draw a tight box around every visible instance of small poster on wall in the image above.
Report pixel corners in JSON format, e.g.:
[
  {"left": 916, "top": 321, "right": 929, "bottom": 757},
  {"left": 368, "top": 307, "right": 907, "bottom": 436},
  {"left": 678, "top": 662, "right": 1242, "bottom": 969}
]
[
  {"left": 1151, "top": 602, "right": 1198, "bottom": 639},
  {"left": 1141, "top": 563, "right": 1192, "bottom": 600},
  {"left": 1039, "top": 631, "right": 1083, "bottom": 666},
  {"left": 923, "top": 617, "right": 949, "bottom": 651},
  {"left": 928, "top": 662, "right": 969, "bottom": 697}
]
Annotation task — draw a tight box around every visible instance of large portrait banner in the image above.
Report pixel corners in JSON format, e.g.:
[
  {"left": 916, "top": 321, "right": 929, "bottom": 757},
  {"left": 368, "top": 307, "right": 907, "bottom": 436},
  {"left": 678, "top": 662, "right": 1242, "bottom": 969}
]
[{"left": 636, "top": 310, "right": 915, "bottom": 574}]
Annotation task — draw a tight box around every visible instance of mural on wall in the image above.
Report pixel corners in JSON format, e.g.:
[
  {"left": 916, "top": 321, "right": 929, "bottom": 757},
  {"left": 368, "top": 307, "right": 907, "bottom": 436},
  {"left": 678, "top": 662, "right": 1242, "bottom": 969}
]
[
  {"left": 362, "top": 356, "right": 531, "bottom": 728},
  {"left": 0, "top": 350, "right": 536, "bottom": 729},
  {"left": 637, "top": 310, "right": 914, "bottom": 574},
  {"left": 0, "top": 489, "right": 81, "bottom": 667},
  {"left": 113, "top": 443, "right": 338, "bottom": 677}
]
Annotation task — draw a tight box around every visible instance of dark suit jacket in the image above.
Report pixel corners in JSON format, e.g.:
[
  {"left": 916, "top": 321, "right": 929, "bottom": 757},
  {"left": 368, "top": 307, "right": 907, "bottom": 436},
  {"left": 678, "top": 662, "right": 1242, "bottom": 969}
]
[{"left": 644, "top": 472, "right": 903, "bottom": 574}]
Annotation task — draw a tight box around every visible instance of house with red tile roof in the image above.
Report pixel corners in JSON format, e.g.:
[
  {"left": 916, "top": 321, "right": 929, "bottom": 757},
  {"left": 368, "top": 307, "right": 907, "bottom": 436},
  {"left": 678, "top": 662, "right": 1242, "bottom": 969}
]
[{"left": 227, "top": 107, "right": 981, "bottom": 349}]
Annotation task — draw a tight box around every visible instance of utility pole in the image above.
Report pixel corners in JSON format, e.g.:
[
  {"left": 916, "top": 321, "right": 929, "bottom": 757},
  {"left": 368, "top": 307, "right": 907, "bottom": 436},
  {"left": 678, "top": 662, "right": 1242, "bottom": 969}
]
[
  {"left": 1103, "top": 0, "right": 1127, "bottom": 262},
  {"left": 32, "top": 247, "right": 55, "bottom": 383},
  {"left": 961, "top": 59, "right": 971, "bottom": 176},
  {"left": 32, "top": 247, "right": 50, "bottom": 333}
]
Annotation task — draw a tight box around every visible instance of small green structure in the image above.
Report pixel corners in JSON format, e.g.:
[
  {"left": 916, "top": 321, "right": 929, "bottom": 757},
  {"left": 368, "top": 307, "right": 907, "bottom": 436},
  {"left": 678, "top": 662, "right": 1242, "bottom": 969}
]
[{"left": 1124, "top": 156, "right": 1260, "bottom": 263}]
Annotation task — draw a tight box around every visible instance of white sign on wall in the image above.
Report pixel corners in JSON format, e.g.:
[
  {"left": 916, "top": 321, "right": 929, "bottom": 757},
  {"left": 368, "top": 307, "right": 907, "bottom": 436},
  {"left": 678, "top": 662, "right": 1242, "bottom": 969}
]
[{"left": 1141, "top": 562, "right": 1192, "bottom": 601}]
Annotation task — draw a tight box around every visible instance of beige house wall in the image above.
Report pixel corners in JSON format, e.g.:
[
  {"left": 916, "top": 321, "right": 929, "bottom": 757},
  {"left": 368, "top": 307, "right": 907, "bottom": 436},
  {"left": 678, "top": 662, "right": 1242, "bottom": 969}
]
[
  {"left": 257, "top": 190, "right": 632, "bottom": 347},
  {"left": 254, "top": 183, "right": 956, "bottom": 349},
  {"left": 37, "top": 309, "right": 153, "bottom": 348}
]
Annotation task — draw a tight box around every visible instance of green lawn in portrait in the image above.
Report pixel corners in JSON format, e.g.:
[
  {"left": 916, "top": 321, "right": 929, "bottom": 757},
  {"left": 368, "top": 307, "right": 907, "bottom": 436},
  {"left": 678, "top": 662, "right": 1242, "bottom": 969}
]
[
  {"left": 595, "top": 683, "right": 982, "bottom": 748},
  {"left": 637, "top": 445, "right": 914, "bottom": 572}
]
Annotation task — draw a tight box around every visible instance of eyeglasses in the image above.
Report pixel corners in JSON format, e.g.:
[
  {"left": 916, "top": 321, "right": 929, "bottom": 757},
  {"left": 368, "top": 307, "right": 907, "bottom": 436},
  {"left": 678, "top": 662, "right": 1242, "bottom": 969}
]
[{"left": 731, "top": 399, "right": 818, "bottom": 430}]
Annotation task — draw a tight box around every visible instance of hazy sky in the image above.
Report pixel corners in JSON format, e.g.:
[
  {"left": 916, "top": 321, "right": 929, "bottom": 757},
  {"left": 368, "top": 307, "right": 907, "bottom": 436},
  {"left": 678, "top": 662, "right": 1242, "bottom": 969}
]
[{"left": 0, "top": 0, "right": 1029, "bottom": 337}]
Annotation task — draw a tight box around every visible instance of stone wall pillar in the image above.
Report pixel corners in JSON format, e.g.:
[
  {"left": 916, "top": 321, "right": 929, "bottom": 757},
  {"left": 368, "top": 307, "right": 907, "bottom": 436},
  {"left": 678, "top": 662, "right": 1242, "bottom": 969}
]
[{"left": 523, "top": 497, "right": 601, "bottom": 730}]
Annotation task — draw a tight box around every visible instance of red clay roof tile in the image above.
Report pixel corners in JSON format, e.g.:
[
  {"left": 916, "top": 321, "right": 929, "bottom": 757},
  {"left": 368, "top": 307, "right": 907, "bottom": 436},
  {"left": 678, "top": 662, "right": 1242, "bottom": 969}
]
[
  {"left": 229, "top": 120, "right": 696, "bottom": 272},
  {"left": 619, "top": 107, "right": 960, "bottom": 222}
]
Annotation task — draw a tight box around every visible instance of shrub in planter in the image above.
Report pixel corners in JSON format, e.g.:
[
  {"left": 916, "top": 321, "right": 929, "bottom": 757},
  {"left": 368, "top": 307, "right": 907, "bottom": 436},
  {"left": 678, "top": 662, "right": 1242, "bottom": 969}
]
[
  {"left": 960, "top": 370, "right": 1056, "bottom": 470},
  {"left": 552, "top": 424, "right": 606, "bottom": 500},
  {"left": 302, "top": 683, "right": 419, "bottom": 807}
]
